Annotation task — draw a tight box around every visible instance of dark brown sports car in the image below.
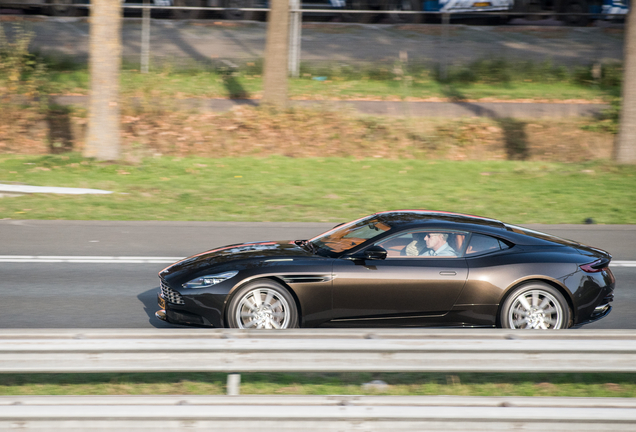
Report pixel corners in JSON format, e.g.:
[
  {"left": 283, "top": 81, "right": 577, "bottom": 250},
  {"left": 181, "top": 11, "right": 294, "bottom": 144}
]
[{"left": 156, "top": 210, "right": 615, "bottom": 329}]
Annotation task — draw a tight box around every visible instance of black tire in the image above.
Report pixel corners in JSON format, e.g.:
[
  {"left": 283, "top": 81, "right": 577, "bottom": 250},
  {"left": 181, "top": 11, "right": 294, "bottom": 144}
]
[
  {"left": 222, "top": 0, "right": 264, "bottom": 21},
  {"left": 385, "top": 0, "right": 421, "bottom": 24},
  {"left": 496, "top": 14, "right": 511, "bottom": 25},
  {"left": 47, "top": 0, "right": 86, "bottom": 17},
  {"left": 500, "top": 283, "right": 571, "bottom": 329},
  {"left": 227, "top": 280, "right": 299, "bottom": 329},
  {"left": 343, "top": 0, "right": 380, "bottom": 24},
  {"left": 562, "top": 0, "right": 590, "bottom": 26},
  {"left": 172, "top": 0, "right": 206, "bottom": 20}
]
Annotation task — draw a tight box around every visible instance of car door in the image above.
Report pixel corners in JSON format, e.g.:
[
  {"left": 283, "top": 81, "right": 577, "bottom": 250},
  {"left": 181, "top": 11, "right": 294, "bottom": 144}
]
[{"left": 330, "top": 229, "right": 469, "bottom": 322}]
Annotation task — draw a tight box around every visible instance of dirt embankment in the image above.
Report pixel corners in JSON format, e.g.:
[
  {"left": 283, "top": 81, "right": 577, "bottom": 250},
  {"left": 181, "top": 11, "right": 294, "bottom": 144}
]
[{"left": 0, "top": 103, "right": 613, "bottom": 162}]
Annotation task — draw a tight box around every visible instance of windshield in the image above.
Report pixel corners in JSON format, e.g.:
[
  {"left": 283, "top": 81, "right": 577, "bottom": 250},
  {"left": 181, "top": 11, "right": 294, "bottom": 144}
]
[{"left": 309, "top": 216, "right": 392, "bottom": 256}]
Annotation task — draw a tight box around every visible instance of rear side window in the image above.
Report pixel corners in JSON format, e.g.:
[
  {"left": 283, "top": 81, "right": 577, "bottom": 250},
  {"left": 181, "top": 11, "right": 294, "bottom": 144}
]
[{"left": 466, "top": 234, "right": 509, "bottom": 256}]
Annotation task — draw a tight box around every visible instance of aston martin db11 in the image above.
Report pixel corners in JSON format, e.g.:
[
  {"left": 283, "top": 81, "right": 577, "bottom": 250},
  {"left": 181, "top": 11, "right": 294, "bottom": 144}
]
[{"left": 156, "top": 210, "right": 615, "bottom": 329}]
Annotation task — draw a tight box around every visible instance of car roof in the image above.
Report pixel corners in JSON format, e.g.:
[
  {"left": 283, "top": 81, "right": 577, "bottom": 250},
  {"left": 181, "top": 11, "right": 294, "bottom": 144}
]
[
  {"left": 374, "top": 210, "right": 505, "bottom": 229},
  {"left": 372, "top": 210, "right": 585, "bottom": 248}
]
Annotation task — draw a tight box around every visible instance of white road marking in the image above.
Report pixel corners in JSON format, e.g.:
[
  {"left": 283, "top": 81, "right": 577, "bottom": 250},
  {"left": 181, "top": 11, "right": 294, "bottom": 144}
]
[
  {"left": 0, "top": 184, "right": 111, "bottom": 195},
  {"left": 0, "top": 256, "right": 634, "bottom": 266},
  {"left": 0, "top": 256, "right": 185, "bottom": 264},
  {"left": 612, "top": 261, "right": 636, "bottom": 267}
]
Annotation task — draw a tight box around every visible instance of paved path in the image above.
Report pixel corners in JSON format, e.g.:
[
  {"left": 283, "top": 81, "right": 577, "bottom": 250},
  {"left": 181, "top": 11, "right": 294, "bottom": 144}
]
[{"left": 51, "top": 95, "right": 608, "bottom": 118}]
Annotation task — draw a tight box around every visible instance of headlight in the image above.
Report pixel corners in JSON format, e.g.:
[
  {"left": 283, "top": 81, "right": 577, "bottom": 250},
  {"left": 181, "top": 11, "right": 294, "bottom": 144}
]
[{"left": 182, "top": 271, "right": 238, "bottom": 289}]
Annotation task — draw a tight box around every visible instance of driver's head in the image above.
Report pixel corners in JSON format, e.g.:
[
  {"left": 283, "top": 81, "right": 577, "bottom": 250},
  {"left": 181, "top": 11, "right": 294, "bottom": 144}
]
[{"left": 424, "top": 232, "right": 448, "bottom": 250}]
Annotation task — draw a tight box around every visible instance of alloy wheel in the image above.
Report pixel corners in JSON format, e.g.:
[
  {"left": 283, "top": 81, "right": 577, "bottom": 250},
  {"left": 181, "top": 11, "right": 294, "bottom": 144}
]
[
  {"left": 508, "top": 289, "right": 564, "bottom": 329},
  {"left": 235, "top": 287, "right": 291, "bottom": 329}
]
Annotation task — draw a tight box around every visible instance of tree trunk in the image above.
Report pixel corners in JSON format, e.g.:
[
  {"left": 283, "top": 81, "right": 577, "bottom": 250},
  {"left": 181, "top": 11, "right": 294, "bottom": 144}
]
[
  {"left": 84, "top": 0, "right": 122, "bottom": 161},
  {"left": 262, "top": 0, "right": 289, "bottom": 108},
  {"left": 616, "top": 9, "right": 636, "bottom": 164}
]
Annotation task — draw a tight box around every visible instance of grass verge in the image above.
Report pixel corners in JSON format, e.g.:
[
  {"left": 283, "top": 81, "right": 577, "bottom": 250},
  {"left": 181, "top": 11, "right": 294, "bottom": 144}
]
[
  {"left": 44, "top": 63, "right": 617, "bottom": 103},
  {"left": 1, "top": 155, "right": 635, "bottom": 224},
  {"left": 1, "top": 372, "right": 635, "bottom": 397}
]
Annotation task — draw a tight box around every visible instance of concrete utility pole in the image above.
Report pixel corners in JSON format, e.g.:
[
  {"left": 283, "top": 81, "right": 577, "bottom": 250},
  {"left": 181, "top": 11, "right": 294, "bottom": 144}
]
[
  {"left": 262, "top": 0, "right": 290, "bottom": 108},
  {"left": 84, "top": 0, "right": 122, "bottom": 161},
  {"left": 616, "top": 9, "right": 636, "bottom": 164}
]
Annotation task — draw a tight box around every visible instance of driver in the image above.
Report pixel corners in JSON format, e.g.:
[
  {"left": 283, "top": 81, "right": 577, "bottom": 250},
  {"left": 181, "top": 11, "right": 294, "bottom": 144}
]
[{"left": 421, "top": 232, "right": 456, "bottom": 257}]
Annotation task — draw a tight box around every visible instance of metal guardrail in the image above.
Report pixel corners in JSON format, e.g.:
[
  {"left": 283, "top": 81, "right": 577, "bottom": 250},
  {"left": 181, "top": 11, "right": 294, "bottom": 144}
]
[
  {"left": 3, "top": 331, "right": 636, "bottom": 430},
  {"left": 1, "top": 395, "right": 636, "bottom": 431},
  {"left": 2, "top": 329, "right": 636, "bottom": 373}
]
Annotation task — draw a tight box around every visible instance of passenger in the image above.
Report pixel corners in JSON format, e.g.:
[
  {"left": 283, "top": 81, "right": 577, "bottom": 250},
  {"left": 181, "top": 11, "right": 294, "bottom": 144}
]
[{"left": 420, "top": 233, "right": 457, "bottom": 257}]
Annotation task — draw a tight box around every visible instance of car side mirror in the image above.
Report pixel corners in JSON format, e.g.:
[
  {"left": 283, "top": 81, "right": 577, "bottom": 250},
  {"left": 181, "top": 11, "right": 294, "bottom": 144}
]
[{"left": 350, "top": 245, "right": 387, "bottom": 260}]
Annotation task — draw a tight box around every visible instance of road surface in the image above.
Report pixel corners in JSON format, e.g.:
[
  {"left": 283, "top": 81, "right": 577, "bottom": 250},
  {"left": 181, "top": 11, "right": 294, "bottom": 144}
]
[{"left": 1, "top": 220, "right": 633, "bottom": 329}]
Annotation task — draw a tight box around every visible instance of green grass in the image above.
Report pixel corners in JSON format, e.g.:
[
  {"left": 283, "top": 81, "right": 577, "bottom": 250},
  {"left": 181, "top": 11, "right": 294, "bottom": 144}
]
[
  {"left": 35, "top": 55, "right": 621, "bottom": 102},
  {"left": 1, "top": 372, "right": 635, "bottom": 397},
  {"left": 1, "top": 155, "right": 635, "bottom": 224},
  {"left": 41, "top": 68, "right": 613, "bottom": 102},
  {"left": 288, "top": 79, "right": 608, "bottom": 102}
]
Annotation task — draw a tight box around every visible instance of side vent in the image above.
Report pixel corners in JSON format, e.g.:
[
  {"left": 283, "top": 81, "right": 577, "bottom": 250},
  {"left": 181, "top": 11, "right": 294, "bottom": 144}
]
[{"left": 281, "top": 275, "right": 333, "bottom": 284}]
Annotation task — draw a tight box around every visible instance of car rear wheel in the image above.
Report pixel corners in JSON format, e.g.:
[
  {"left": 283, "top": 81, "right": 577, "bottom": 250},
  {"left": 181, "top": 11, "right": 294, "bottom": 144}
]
[
  {"left": 222, "top": 0, "right": 264, "bottom": 21},
  {"left": 47, "top": 0, "right": 86, "bottom": 17},
  {"left": 385, "top": 0, "right": 421, "bottom": 24},
  {"left": 227, "top": 280, "right": 298, "bottom": 329},
  {"left": 172, "top": 0, "right": 206, "bottom": 20},
  {"left": 342, "top": 0, "right": 380, "bottom": 24},
  {"left": 562, "top": 0, "right": 590, "bottom": 26},
  {"left": 500, "top": 283, "right": 571, "bottom": 329}
]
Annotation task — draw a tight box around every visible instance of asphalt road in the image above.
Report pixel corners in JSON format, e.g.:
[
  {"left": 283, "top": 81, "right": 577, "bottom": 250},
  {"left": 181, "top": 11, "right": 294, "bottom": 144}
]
[{"left": 1, "top": 220, "right": 634, "bottom": 329}]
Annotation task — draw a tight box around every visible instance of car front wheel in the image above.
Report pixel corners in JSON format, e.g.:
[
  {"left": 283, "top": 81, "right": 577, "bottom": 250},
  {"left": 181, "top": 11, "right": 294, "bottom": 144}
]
[
  {"left": 500, "top": 283, "right": 571, "bottom": 329},
  {"left": 227, "top": 280, "right": 298, "bottom": 329}
]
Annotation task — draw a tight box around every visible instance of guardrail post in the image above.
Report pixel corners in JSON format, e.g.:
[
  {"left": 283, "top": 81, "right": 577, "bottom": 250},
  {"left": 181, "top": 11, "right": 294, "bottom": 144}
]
[
  {"left": 227, "top": 373, "right": 241, "bottom": 396},
  {"left": 141, "top": 0, "right": 150, "bottom": 73},
  {"left": 288, "top": 0, "right": 301, "bottom": 78}
]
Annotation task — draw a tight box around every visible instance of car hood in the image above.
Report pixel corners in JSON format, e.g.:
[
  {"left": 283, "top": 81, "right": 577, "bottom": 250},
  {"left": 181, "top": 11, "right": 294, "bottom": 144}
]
[{"left": 160, "top": 240, "right": 314, "bottom": 278}]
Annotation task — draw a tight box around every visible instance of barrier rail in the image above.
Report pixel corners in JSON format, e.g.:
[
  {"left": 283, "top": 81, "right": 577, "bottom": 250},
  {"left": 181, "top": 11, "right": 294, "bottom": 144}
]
[
  {"left": 2, "top": 330, "right": 636, "bottom": 430},
  {"left": 1, "top": 395, "right": 636, "bottom": 431},
  {"left": 2, "top": 329, "right": 636, "bottom": 373}
]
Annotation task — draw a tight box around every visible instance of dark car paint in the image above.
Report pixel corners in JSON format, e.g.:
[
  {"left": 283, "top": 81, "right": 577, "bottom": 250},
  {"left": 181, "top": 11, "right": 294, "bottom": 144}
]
[
  {"left": 160, "top": 241, "right": 336, "bottom": 327},
  {"left": 331, "top": 256, "right": 468, "bottom": 320},
  {"left": 158, "top": 212, "right": 614, "bottom": 329}
]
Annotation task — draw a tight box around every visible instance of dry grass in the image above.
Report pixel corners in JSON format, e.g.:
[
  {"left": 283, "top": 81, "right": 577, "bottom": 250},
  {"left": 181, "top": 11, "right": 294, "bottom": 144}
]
[{"left": 0, "top": 103, "right": 614, "bottom": 163}]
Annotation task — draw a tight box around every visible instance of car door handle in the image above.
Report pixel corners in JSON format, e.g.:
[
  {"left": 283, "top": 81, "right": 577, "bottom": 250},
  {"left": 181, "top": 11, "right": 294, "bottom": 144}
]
[{"left": 439, "top": 271, "right": 457, "bottom": 276}]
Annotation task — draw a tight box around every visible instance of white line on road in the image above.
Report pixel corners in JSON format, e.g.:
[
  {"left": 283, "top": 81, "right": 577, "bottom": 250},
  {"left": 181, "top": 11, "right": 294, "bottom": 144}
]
[
  {"left": 0, "top": 256, "right": 634, "bottom": 266},
  {"left": 612, "top": 261, "right": 636, "bottom": 267},
  {"left": 0, "top": 256, "right": 184, "bottom": 264}
]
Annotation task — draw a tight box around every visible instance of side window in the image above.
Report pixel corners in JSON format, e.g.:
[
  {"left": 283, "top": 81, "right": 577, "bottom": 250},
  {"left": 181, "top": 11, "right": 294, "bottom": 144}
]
[
  {"left": 466, "top": 234, "right": 508, "bottom": 256},
  {"left": 376, "top": 230, "right": 467, "bottom": 258}
]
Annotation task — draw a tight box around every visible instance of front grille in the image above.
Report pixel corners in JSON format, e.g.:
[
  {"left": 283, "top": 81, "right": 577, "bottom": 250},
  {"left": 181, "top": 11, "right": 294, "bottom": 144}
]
[{"left": 161, "top": 280, "right": 185, "bottom": 305}]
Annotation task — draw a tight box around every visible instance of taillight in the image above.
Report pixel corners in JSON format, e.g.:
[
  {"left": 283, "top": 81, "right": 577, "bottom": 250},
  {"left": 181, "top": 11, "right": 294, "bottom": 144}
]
[{"left": 580, "top": 258, "right": 610, "bottom": 273}]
